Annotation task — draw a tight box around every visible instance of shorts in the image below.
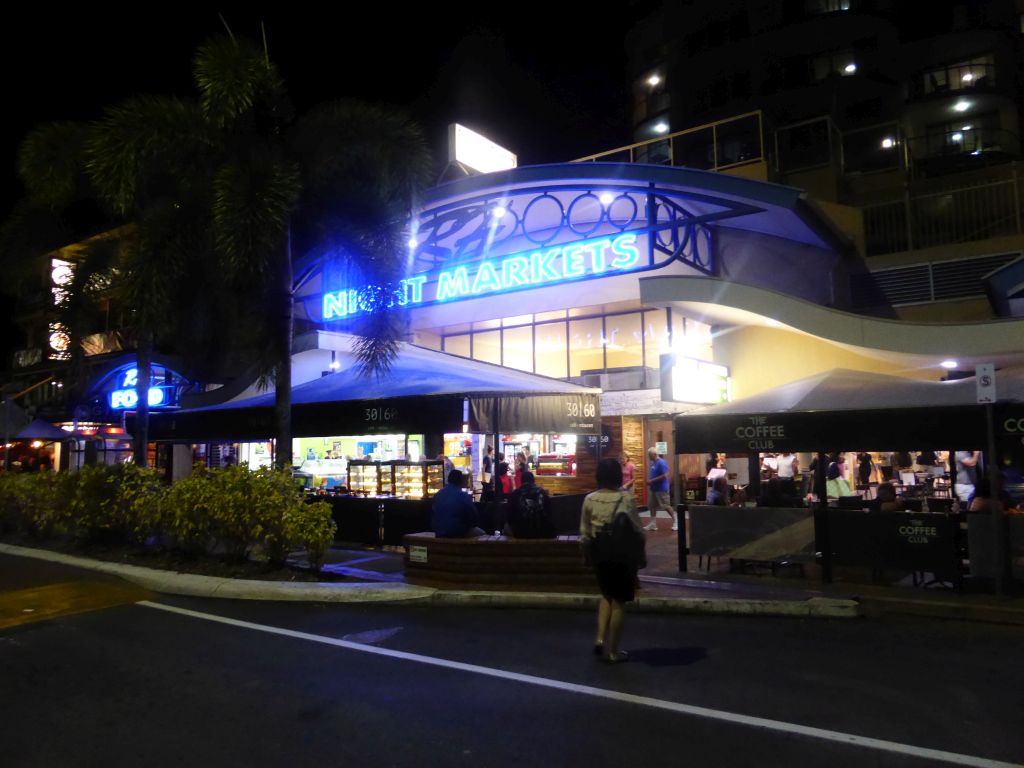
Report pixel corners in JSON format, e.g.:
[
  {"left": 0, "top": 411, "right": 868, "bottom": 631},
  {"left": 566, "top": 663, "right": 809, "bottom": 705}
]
[
  {"left": 651, "top": 491, "right": 672, "bottom": 512},
  {"left": 595, "top": 562, "right": 637, "bottom": 603}
]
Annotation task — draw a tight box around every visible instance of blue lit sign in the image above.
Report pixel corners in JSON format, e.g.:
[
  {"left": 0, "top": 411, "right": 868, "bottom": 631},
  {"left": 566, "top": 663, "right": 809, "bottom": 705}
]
[
  {"left": 110, "top": 386, "right": 171, "bottom": 410},
  {"left": 321, "top": 233, "right": 640, "bottom": 321},
  {"left": 106, "top": 368, "right": 176, "bottom": 410}
]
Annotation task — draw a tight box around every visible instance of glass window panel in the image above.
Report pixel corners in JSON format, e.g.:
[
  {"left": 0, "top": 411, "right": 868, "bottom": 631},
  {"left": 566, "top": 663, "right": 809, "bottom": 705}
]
[
  {"left": 444, "top": 333, "right": 471, "bottom": 359},
  {"left": 503, "top": 314, "right": 532, "bottom": 327},
  {"left": 604, "top": 312, "right": 643, "bottom": 369},
  {"left": 643, "top": 309, "right": 670, "bottom": 369},
  {"left": 535, "top": 309, "right": 567, "bottom": 322},
  {"left": 535, "top": 321, "right": 568, "bottom": 378},
  {"left": 502, "top": 326, "right": 533, "bottom": 372},
  {"left": 569, "top": 306, "right": 599, "bottom": 317},
  {"left": 473, "top": 330, "right": 501, "bottom": 365},
  {"left": 569, "top": 317, "right": 605, "bottom": 376},
  {"left": 443, "top": 322, "right": 471, "bottom": 335},
  {"left": 473, "top": 318, "right": 501, "bottom": 330},
  {"left": 415, "top": 330, "right": 442, "bottom": 350}
]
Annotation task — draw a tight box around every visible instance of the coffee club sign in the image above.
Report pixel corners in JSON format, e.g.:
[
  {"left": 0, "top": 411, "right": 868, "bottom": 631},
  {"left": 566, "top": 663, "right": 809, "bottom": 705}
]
[{"left": 320, "top": 232, "right": 641, "bottom": 320}]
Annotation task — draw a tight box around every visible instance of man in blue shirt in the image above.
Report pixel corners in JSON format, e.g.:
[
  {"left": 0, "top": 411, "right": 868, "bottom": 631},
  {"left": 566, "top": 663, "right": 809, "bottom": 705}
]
[
  {"left": 646, "top": 446, "right": 677, "bottom": 532},
  {"left": 432, "top": 470, "right": 485, "bottom": 538}
]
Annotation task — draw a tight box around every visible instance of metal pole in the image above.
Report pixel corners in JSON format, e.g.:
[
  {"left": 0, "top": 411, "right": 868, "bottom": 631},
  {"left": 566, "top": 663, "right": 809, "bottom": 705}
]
[
  {"left": 985, "top": 404, "right": 1006, "bottom": 594},
  {"left": 3, "top": 398, "right": 10, "bottom": 472}
]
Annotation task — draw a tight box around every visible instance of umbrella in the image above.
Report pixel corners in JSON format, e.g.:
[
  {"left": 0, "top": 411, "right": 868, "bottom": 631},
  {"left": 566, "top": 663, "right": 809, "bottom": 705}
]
[{"left": 15, "top": 418, "right": 73, "bottom": 441}]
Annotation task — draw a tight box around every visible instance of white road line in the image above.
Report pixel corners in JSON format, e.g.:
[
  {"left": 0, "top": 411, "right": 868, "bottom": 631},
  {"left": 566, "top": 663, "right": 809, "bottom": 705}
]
[{"left": 137, "top": 600, "right": 1021, "bottom": 768}]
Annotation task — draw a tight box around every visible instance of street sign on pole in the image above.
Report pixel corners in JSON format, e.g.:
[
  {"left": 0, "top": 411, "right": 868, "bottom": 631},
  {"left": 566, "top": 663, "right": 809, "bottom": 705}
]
[{"left": 976, "top": 363, "right": 996, "bottom": 403}]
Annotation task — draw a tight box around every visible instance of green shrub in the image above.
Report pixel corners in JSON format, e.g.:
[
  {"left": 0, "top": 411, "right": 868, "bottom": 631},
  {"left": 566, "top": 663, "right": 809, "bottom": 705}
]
[
  {"left": 0, "top": 473, "right": 61, "bottom": 538},
  {"left": 287, "top": 499, "right": 336, "bottom": 572},
  {"left": 65, "top": 464, "right": 164, "bottom": 544},
  {"left": 160, "top": 464, "right": 216, "bottom": 556}
]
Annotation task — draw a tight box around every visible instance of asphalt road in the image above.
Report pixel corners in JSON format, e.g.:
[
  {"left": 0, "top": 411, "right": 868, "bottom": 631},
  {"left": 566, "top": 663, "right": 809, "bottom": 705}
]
[{"left": 1, "top": 554, "right": 1022, "bottom": 768}]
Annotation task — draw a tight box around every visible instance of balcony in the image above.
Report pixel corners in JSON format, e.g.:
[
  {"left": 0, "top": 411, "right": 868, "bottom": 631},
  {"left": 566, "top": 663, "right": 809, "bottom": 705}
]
[
  {"left": 575, "top": 111, "right": 765, "bottom": 173},
  {"left": 908, "top": 126, "right": 1019, "bottom": 178},
  {"left": 910, "top": 59, "right": 997, "bottom": 102}
]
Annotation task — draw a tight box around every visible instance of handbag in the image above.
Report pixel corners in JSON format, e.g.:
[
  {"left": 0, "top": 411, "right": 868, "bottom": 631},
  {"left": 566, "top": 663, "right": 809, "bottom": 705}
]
[{"left": 590, "top": 493, "right": 646, "bottom": 567}]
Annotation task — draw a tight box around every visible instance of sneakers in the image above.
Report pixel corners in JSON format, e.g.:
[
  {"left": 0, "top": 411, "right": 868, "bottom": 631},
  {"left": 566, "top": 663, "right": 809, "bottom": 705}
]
[
  {"left": 604, "top": 650, "right": 629, "bottom": 664},
  {"left": 643, "top": 522, "right": 658, "bottom": 532},
  {"left": 671, "top": 520, "right": 679, "bottom": 532}
]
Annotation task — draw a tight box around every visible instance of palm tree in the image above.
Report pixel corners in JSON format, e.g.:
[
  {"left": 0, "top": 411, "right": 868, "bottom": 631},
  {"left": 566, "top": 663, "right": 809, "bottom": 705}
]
[{"left": 85, "top": 34, "right": 432, "bottom": 468}]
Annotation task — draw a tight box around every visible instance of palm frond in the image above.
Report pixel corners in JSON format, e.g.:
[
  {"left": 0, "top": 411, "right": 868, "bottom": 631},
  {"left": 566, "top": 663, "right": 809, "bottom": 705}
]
[
  {"left": 84, "top": 96, "right": 209, "bottom": 216},
  {"left": 193, "top": 36, "right": 290, "bottom": 130},
  {"left": 16, "top": 122, "right": 90, "bottom": 208},
  {"left": 212, "top": 152, "right": 301, "bottom": 278},
  {"left": 352, "top": 308, "right": 403, "bottom": 381}
]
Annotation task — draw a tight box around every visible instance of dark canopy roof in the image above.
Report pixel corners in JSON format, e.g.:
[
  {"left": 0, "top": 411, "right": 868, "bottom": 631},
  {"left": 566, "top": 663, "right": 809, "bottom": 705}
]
[{"left": 675, "top": 368, "right": 1024, "bottom": 453}]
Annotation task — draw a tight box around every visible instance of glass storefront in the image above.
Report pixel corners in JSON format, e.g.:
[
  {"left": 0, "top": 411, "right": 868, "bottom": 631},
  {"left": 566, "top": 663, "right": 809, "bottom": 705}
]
[{"left": 430, "top": 306, "right": 714, "bottom": 380}]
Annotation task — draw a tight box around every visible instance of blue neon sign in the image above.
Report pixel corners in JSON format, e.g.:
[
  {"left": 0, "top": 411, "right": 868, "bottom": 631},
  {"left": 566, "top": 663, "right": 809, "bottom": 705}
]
[
  {"left": 321, "top": 233, "right": 640, "bottom": 321},
  {"left": 106, "top": 368, "right": 176, "bottom": 410}
]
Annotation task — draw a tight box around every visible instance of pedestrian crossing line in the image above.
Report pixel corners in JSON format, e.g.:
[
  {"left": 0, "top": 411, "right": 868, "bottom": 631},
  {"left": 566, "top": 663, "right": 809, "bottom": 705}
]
[
  {"left": 0, "top": 581, "right": 150, "bottom": 630},
  {"left": 138, "top": 600, "right": 1021, "bottom": 768}
]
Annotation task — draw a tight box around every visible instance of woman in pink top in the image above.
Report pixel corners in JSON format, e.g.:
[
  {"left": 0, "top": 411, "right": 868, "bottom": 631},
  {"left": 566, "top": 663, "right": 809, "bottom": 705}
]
[{"left": 619, "top": 452, "right": 636, "bottom": 493}]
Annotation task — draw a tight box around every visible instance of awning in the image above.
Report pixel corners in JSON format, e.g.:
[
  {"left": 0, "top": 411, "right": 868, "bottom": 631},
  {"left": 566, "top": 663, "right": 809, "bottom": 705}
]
[
  {"left": 15, "top": 419, "right": 72, "bottom": 441},
  {"left": 674, "top": 368, "right": 1024, "bottom": 453},
  {"left": 146, "top": 338, "right": 601, "bottom": 441}
]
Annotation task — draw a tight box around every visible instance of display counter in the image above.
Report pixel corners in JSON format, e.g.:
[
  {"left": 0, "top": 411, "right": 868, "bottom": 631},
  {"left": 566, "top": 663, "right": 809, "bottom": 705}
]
[
  {"left": 535, "top": 453, "right": 576, "bottom": 477},
  {"left": 347, "top": 459, "right": 444, "bottom": 499}
]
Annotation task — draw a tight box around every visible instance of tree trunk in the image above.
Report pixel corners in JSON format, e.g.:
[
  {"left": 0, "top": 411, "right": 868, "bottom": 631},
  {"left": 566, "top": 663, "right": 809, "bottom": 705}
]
[
  {"left": 134, "top": 331, "right": 153, "bottom": 467},
  {"left": 274, "top": 227, "right": 294, "bottom": 470}
]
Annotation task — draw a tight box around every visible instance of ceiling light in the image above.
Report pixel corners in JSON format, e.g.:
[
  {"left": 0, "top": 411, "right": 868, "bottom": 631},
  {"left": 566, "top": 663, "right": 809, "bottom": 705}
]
[
  {"left": 951, "top": 132, "right": 963, "bottom": 142},
  {"left": 843, "top": 63, "right": 857, "bottom": 74},
  {"left": 940, "top": 360, "right": 958, "bottom": 369},
  {"left": 961, "top": 125, "right": 972, "bottom": 131},
  {"left": 491, "top": 206, "right": 507, "bottom": 219},
  {"left": 599, "top": 192, "right": 614, "bottom": 205},
  {"left": 647, "top": 74, "right": 661, "bottom": 87},
  {"left": 953, "top": 100, "right": 970, "bottom": 112},
  {"left": 881, "top": 137, "right": 895, "bottom": 149},
  {"left": 961, "top": 72, "right": 974, "bottom": 82},
  {"left": 653, "top": 122, "right": 669, "bottom": 134},
  {"left": 971, "top": 150, "right": 982, "bottom": 156}
]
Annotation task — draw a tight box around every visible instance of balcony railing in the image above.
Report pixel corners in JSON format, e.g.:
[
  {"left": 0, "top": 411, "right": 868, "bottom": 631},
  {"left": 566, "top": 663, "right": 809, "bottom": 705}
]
[
  {"left": 573, "top": 111, "right": 765, "bottom": 172},
  {"left": 910, "top": 61, "right": 996, "bottom": 100},
  {"left": 862, "top": 169, "right": 1024, "bottom": 255}
]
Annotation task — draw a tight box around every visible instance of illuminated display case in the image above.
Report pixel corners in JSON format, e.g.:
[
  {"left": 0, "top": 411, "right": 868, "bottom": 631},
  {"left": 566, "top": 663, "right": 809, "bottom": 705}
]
[
  {"left": 536, "top": 453, "right": 577, "bottom": 477},
  {"left": 390, "top": 460, "right": 444, "bottom": 499},
  {"left": 348, "top": 461, "right": 382, "bottom": 496},
  {"left": 348, "top": 460, "right": 444, "bottom": 498}
]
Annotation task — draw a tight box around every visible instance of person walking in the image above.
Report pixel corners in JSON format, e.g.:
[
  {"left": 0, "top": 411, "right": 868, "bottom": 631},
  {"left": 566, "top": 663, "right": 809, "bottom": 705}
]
[
  {"left": 580, "top": 458, "right": 645, "bottom": 664},
  {"left": 645, "top": 446, "right": 676, "bottom": 531}
]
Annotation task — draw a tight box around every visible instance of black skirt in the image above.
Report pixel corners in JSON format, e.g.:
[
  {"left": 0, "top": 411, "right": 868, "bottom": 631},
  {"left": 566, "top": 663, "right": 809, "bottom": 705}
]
[{"left": 595, "top": 562, "right": 637, "bottom": 602}]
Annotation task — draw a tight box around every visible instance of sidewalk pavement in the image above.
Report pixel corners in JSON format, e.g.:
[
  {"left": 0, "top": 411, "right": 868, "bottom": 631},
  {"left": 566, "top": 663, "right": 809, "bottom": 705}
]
[{"left": 3, "top": 532, "right": 1023, "bottom": 624}]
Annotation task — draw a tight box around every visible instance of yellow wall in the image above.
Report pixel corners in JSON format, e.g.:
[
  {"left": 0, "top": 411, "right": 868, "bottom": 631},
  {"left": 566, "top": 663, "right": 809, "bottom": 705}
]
[{"left": 713, "top": 325, "right": 939, "bottom": 400}]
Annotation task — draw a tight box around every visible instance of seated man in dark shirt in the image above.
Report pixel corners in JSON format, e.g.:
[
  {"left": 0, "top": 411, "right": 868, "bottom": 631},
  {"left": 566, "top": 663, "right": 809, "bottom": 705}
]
[
  {"left": 431, "top": 470, "right": 486, "bottom": 538},
  {"left": 506, "top": 471, "right": 556, "bottom": 538}
]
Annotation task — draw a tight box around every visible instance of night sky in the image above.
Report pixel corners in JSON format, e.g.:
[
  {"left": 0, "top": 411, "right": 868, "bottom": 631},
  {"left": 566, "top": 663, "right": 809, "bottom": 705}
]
[
  {"left": 0, "top": 5, "right": 651, "bottom": 366},
  {"left": 0, "top": 6, "right": 644, "bottom": 216}
]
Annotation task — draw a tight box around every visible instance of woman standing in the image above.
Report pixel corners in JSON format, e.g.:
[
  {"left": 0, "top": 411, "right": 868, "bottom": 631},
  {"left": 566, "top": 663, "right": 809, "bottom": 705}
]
[
  {"left": 619, "top": 452, "right": 636, "bottom": 495},
  {"left": 580, "top": 458, "right": 645, "bottom": 663}
]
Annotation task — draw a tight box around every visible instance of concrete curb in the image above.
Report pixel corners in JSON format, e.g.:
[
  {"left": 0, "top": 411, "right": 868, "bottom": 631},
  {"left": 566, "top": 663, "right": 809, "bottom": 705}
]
[
  {"left": 0, "top": 542, "right": 858, "bottom": 617},
  {"left": 0, "top": 543, "right": 437, "bottom": 604}
]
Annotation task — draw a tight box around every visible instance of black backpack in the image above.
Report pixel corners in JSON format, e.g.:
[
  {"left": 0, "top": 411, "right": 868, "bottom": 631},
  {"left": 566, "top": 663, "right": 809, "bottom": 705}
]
[
  {"left": 511, "top": 485, "right": 554, "bottom": 538},
  {"left": 591, "top": 495, "right": 646, "bottom": 567}
]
